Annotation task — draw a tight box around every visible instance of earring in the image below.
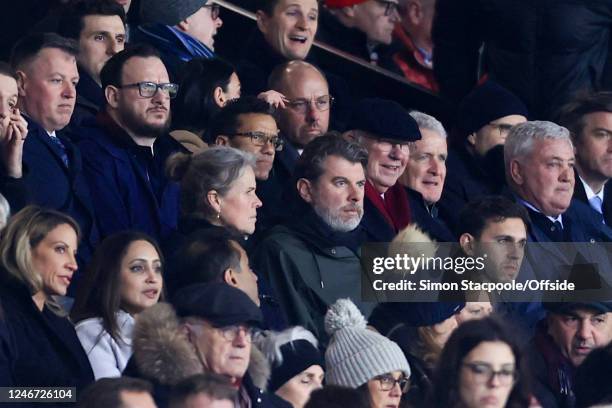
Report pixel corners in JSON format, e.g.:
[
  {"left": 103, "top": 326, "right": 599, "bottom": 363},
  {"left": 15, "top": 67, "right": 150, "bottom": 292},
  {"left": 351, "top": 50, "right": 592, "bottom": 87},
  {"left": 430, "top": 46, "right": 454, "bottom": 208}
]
[{"left": 216, "top": 211, "right": 221, "bottom": 220}]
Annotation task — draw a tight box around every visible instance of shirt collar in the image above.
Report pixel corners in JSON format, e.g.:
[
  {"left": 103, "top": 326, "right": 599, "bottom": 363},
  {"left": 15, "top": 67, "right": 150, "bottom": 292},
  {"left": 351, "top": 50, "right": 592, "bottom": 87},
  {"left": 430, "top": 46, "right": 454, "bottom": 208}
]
[
  {"left": 579, "top": 175, "right": 605, "bottom": 202},
  {"left": 518, "top": 198, "right": 564, "bottom": 228}
]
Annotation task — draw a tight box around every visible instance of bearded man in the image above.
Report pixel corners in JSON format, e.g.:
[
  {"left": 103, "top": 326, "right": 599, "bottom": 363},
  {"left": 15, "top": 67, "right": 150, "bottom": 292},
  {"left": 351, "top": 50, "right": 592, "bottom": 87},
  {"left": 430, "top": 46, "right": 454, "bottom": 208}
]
[
  {"left": 77, "top": 45, "right": 185, "bottom": 241},
  {"left": 253, "top": 134, "right": 375, "bottom": 342}
]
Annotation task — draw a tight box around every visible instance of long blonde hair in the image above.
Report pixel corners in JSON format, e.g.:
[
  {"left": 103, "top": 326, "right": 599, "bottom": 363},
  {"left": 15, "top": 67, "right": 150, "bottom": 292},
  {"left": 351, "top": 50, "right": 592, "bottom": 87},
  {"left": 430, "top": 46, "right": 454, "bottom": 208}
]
[{"left": 0, "top": 206, "right": 80, "bottom": 313}]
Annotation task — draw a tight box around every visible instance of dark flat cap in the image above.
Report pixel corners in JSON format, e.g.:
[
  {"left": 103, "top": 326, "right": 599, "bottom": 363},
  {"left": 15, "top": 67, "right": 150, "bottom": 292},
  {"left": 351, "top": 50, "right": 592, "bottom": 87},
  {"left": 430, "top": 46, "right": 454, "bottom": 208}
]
[
  {"left": 172, "top": 283, "right": 263, "bottom": 327},
  {"left": 348, "top": 98, "right": 421, "bottom": 142},
  {"left": 456, "top": 80, "right": 528, "bottom": 138},
  {"left": 544, "top": 302, "right": 612, "bottom": 315}
]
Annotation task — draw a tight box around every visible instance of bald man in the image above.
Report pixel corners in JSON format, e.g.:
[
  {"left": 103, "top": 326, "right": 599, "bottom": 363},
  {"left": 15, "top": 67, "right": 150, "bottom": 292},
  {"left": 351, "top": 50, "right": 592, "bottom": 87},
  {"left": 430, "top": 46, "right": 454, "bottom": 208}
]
[{"left": 256, "top": 60, "right": 332, "bottom": 233}]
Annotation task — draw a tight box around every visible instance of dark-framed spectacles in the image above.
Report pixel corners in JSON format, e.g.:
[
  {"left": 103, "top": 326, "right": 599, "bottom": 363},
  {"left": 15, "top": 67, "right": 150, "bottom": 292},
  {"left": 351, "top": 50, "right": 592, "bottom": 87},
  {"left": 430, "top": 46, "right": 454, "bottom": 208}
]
[
  {"left": 203, "top": 3, "right": 221, "bottom": 20},
  {"left": 488, "top": 122, "right": 514, "bottom": 137},
  {"left": 230, "top": 131, "right": 284, "bottom": 151},
  {"left": 374, "top": 374, "right": 410, "bottom": 393},
  {"left": 375, "top": 0, "right": 399, "bottom": 16},
  {"left": 218, "top": 324, "right": 258, "bottom": 342},
  {"left": 286, "top": 95, "right": 334, "bottom": 114},
  {"left": 462, "top": 363, "right": 517, "bottom": 386},
  {"left": 118, "top": 81, "right": 179, "bottom": 98},
  {"left": 365, "top": 135, "right": 411, "bottom": 153}
]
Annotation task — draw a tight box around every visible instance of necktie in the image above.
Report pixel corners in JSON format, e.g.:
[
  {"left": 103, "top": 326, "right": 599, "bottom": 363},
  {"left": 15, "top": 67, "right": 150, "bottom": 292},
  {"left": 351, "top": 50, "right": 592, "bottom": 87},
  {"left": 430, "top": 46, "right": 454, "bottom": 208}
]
[
  {"left": 49, "top": 135, "right": 69, "bottom": 167},
  {"left": 551, "top": 220, "right": 564, "bottom": 242},
  {"left": 590, "top": 195, "right": 603, "bottom": 214}
]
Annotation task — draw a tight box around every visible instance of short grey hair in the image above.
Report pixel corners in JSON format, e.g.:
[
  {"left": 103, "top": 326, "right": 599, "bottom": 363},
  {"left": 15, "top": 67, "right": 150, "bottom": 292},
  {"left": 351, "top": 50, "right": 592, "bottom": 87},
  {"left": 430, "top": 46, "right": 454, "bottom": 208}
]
[
  {"left": 504, "top": 120, "right": 573, "bottom": 175},
  {"left": 409, "top": 111, "right": 447, "bottom": 139},
  {"left": 254, "top": 326, "right": 319, "bottom": 367},
  {"left": 167, "top": 146, "right": 257, "bottom": 218}
]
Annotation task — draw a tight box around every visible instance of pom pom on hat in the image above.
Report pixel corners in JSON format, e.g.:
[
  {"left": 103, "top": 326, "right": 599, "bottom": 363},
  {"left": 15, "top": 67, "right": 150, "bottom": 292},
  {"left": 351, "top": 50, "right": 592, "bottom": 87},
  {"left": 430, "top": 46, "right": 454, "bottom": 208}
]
[{"left": 325, "top": 298, "right": 367, "bottom": 336}]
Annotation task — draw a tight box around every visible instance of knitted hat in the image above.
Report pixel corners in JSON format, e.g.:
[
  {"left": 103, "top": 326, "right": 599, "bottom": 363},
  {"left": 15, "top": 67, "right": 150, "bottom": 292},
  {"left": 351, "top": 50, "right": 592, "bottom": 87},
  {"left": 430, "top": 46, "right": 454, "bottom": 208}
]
[
  {"left": 348, "top": 98, "right": 421, "bottom": 142},
  {"left": 140, "top": 0, "right": 209, "bottom": 26},
  {"left": 325, "top": 0, "right": 369, "bottom": 8},
  {"left": 324, "top": 299, "right": 410, "bottom": 388},
  {"left": 456, "top": 80, "right": 528, "bottom": 139},
  {"left": 268, "top": 339, "right": 324, "bottom": 392}
]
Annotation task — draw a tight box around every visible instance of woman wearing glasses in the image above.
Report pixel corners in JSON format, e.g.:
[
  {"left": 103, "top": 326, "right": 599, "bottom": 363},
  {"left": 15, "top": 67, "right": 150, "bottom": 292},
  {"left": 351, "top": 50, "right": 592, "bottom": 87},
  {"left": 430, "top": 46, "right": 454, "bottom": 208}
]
[
  {"left": 429, "top": 316, "right": 530, "bottom": 408},
  {"left": 324, "top": 298, "right": 411, "bottom": 408}
]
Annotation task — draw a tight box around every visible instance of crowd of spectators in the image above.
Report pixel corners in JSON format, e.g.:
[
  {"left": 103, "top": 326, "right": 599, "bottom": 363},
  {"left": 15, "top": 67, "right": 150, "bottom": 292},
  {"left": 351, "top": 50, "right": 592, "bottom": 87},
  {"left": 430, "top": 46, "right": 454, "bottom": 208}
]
[{"left": 1, "top": 0, "right": 612, "bottom": 407}]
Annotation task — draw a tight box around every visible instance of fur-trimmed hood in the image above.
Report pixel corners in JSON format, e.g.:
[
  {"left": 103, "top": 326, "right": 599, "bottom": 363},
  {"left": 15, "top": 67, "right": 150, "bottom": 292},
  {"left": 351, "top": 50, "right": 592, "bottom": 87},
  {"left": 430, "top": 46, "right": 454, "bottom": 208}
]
[{"left": 132, "top": 302, "right": 271, "bottom": 389}]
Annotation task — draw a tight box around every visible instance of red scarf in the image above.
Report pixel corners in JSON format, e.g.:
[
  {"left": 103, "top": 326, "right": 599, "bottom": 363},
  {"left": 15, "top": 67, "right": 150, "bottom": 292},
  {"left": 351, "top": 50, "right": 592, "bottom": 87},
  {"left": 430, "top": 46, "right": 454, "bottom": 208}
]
[{"left": 365, "top": 181, "right": 412, "bottom": 233}]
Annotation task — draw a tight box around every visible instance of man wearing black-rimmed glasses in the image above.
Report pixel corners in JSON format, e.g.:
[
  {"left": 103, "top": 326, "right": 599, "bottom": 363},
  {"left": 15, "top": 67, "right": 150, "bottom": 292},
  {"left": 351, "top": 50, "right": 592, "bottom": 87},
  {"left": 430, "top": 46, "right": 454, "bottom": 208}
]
[
  {"left": 257, "top": 61, "right": 333, "bottom": 229},
  {"left": 210, "top": 96, "right": 281, "bottom": 182},
  {"left": 77, "top": 45, "right": 186, "bottom": 242}
]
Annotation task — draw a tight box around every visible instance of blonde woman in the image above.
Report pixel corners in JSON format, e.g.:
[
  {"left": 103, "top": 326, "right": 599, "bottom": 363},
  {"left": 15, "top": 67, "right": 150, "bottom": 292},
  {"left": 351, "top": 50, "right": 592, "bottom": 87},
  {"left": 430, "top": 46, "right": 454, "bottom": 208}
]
[{"left": 0, "top": 206, "right": 94, "bottom": 392}]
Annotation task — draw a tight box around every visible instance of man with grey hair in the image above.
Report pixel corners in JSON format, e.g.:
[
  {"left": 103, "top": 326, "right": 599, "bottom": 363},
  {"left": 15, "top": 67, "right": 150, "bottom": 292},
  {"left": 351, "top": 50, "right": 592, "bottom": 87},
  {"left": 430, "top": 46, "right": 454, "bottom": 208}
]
[
  {"left": 253, "top": 134, "right": 376, "bottom": 342},
  {"left": 398, "top": 111, "right": 453, "bottom": 241},
  {"left": 505, "top": 120, "right": 612, "bottom": 243}
]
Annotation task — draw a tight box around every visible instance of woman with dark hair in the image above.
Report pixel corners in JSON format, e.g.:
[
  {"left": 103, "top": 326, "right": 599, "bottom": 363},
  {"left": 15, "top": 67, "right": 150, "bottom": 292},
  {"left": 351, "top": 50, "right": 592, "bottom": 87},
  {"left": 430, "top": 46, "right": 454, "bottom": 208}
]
[
  {"left": 369, "top": 301, "right": 463, "bottom": 406},
  {"left": 170, "top": 58, "right": 240, "bottom": 152},
  {"left": 0, "top": 206, "right": 94, "bottom": 393},
  {"left": 429, "top": 316, "right": 530, "bottom": 408},
  {"left": 71, "top": 231, "right": 164, "bottom": 379}
]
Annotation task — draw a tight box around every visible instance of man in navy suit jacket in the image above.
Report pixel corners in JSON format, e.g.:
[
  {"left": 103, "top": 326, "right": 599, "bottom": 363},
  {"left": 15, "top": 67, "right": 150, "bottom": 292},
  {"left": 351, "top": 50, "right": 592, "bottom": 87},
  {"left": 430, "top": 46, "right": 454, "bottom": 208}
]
[
  {"left": 10, "top": 33, "right": 99, "bottom": 266},
  {"left": 505, "top": 120, "right": 612, "bottom": 244},
  {"left": 505, "top": 121, "right": 612, "bottom": 294},
  {"left": 559, "top": 92, "right": 612, "bottom": 226}
]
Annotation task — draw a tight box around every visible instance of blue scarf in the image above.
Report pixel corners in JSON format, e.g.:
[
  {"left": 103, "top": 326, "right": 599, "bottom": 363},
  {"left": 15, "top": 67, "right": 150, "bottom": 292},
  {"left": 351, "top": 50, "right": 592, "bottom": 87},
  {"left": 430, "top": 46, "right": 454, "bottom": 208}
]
[{"left": 132, "top": 24, "right": 214, "bottom": 72}]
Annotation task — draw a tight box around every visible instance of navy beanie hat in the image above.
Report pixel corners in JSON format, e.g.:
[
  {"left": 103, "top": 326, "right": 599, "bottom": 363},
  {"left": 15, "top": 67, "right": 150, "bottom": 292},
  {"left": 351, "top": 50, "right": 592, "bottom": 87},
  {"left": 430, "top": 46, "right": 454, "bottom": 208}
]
[
  {"left": 370, "top": 302, "right": 464, "bottom": 330},
  {"left": 456, "top": 80, "right": 528, "bottom": 138}
]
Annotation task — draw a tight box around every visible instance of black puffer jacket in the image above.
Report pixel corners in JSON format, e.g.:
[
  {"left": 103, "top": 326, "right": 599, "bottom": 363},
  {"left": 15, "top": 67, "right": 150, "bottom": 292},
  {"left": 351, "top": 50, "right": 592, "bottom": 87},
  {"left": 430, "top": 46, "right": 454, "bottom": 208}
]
[{"left": 433, "top": 0, "right": 612, "bottom": 119}]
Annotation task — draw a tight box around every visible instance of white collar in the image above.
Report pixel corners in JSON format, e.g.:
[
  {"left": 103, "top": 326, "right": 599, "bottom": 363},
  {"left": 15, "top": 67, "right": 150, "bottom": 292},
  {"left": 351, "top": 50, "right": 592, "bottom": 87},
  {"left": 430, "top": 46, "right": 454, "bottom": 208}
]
[
  {"left": 519, "top": 198, "right": 563, "bottom": 228},
  {"left": 579, "top": 175, "right": 605, "bottom": 202},
  {"left": 47, "top": 130, "right": 57, "bottom": 138}
]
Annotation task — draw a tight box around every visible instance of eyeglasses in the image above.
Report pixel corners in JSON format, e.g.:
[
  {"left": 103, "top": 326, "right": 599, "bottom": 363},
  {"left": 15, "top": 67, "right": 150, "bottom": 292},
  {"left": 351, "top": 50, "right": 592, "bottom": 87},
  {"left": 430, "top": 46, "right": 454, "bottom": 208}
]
[
  {"left": 375, "top": 0, "right": 399, "bottom": 16},
  {"left": 462, "top": 363, "right": 516, "bottom": 386},
  {"left": 119, "top": 82, "right": 179, "bottom": 98},
  {"left": 488, "top": 122, "right": 514, "bottom": 137},
  {"left": 218, "top": 324, "right": 257, "bottom": 342},
  {"left": 203, "top": 3, "right": 221, "bottom": 20},
  {"left": 374, "top": 374, "right": 410, "bottom": 393},
  {"left": 370, "top": 137, "right": 411, "bottom": 153},
  {"left": 286, "top": 95, "right": 334, "bottom": 114},
  {"left": 230, "top": 131, "right": 284, "bottom": 151}
]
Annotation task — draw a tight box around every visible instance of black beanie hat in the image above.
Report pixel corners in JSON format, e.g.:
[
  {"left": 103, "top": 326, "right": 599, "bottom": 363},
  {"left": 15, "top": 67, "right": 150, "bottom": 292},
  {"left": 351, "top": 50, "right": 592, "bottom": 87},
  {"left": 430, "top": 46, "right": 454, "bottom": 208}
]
[
  {"left": 268, "top": 339, "right": 324, "bottom": 392},
  {"left": 456, "top": 80, "right": 528, "bottom": 138}
]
